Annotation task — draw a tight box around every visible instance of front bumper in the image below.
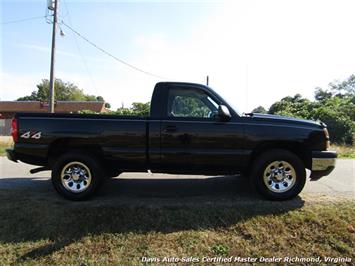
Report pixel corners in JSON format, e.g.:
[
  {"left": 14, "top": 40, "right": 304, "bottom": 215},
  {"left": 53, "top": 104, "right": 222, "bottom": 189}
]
[{"left": 310, "top": 151, "right": 337, "bottom": 180}]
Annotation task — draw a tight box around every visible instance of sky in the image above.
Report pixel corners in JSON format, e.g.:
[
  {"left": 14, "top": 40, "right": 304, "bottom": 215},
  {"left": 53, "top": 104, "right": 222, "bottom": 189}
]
[{"left": 0, "top": 0, "right": 354, "bottom": 112}]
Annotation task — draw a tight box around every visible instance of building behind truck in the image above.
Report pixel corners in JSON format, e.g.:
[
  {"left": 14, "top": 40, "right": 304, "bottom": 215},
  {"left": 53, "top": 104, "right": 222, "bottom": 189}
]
[{"left": 0, "top": 101, "right": 108, "bottom": 135}]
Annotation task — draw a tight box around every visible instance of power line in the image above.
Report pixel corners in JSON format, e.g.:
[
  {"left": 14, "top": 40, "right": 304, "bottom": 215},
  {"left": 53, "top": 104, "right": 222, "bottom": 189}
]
[
  {"left": 62, "top": 0, "right": 98, "bottom": 94},
  {"left": 1, "top": 16, "right": 45, "bottom": 25},
  {"left": 61, "top": 21, "right": 169, "bottom": 80},
  {"left": 2, "top": 14, "right": 170, "bottom": 80}
]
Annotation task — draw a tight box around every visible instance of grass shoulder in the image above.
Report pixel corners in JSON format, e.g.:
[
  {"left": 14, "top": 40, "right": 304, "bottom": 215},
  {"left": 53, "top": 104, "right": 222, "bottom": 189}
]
[
  {"left": 331, "top": 144, "right": 355, "bottom": 159},
  {"left": 0, "top": 191, "right": 353, "bottom": 265},
  {"left": 0, "top": 137, "right": 12, "bottom": 157}
]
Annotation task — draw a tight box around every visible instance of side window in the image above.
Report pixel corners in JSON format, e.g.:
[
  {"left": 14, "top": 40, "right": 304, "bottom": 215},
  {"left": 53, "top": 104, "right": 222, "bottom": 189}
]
[{"left": 167, "top": 87, "right": 218, "bottom": 118}]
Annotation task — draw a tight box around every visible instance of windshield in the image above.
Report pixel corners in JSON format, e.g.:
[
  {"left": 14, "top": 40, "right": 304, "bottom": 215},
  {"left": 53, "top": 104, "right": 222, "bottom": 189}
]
[
  {"left": 208, "top": 87, "right": 241, "bottom": 116},
  {"left": 228, "top": 102, "right": 242, "bottom": 116}
]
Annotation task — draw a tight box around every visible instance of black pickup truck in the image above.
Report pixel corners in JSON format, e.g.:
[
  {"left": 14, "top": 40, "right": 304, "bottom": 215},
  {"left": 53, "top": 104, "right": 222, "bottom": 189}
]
[{"left": 6, "top": 82, "right": 337, "bottom": 200}]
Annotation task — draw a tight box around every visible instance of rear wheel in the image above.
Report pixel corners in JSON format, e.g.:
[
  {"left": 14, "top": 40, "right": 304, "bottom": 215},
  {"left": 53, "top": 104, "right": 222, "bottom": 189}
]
[
  {"left": 51, "top": 152, "right": 104, "bottom": 200},
  {"left": 250, "top": 149, "right": 306, "bottom": 200}
]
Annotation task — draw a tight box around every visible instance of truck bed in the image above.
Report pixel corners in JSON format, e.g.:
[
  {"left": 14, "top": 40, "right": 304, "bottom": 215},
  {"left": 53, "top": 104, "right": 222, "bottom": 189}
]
[{"left": 12, "top": 113, "right": 153, "bottom": 171}]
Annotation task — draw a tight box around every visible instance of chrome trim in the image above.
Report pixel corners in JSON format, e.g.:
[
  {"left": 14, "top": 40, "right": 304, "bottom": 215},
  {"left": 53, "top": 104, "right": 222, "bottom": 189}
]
[
  {"left": 263, "top": 160, "right": 297, "bottom": 193},
  {"left": 60, "top": 161, "right": 92, "bottom": 193},
  {"left": 312, "top": 158, "right": 336, "bottom": 171}
]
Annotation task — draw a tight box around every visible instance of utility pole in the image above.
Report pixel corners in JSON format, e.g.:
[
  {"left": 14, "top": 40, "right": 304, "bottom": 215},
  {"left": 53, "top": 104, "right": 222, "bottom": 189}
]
[
  {"left": 206, "top": 75, "right": 209, "bottom": 86},
  {"left": 48, "top": 0, "right": 58, "bottom": 113}
]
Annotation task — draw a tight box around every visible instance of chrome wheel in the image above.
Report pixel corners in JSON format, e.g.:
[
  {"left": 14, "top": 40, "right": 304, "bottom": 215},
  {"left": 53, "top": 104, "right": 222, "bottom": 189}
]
[
  {"left": 60, "top": 161, "right": 92, "bottom": 193},
  {"left": 263, "top": 160, "right": 296, "bottom": 193}
]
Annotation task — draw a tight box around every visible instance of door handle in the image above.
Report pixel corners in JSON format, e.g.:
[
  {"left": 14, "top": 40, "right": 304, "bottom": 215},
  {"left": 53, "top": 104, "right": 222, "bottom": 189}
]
[{"left": 163, "top": 125, "right": 177, "bottom": 133}]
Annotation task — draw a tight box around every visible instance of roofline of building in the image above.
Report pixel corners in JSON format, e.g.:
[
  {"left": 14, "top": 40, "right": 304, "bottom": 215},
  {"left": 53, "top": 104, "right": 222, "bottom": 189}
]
[{"left": 0, "top": 101, "right": 105, "bottom": 104}]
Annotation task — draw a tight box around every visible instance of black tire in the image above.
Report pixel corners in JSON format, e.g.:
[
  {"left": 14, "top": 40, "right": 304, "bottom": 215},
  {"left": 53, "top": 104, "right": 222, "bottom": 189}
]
[
  {"left": 51, "top": 152, "right": 105, "bottom": 200},
  {"left": 250, "top": 149, "right": 306, "bottom": 201}
]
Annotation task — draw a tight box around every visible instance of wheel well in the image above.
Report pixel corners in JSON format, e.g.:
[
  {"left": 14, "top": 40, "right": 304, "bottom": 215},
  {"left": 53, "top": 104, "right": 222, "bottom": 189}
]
[
  {"left": 47, "top": 138, "right": 122, "bottom": 177},
  {"left": 249, "top": 142, "right": 312, "bottom": 170},
  {"left": 47, "top": 138, "right": 104, "bottom": 166}
]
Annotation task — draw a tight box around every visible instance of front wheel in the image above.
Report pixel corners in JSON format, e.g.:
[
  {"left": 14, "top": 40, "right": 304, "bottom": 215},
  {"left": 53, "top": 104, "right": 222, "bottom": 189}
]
[
  {"left": 51, "top": 152, "right": 104, "bottom": 200},
  {"left": 250, "top": 149, "right": 306, "bottom": 200}
]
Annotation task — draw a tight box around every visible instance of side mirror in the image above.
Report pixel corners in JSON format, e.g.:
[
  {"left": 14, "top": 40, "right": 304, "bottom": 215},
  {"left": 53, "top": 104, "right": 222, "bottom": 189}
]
[{"left": 218, "top": 105, "right": 231, "bottom": 121}]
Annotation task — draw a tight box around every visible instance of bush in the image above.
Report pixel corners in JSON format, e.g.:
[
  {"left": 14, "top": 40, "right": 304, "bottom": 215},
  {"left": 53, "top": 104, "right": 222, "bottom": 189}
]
[{"left": 268, "top": 75, "right": 354, "bottom": 145}]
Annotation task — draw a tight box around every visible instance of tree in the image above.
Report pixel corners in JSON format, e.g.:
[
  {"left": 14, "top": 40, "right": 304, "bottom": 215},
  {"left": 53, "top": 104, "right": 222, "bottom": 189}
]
[
  {"left": 115, "top": 102, "right": 150, "bottom": 116},
  {"left": 269, "top": 94, "right": 314, "bottom": 119},
  {"left": 314, "top": 87, "right": 332, "bottom": 101},
  {"left": 328, "top": 74, "right": 355, "bottom": 97},
  {"left": 17, "top": 79, "right": 109, "bottom": 105},
  {"left": 171, "top": 96, "right": 210, "bottom": 117},
  {"left": 314, "top": 75, "right": 355, "bottom": 101},
  {"left": 267, "top": 75, "right": 354, "bottom": 144},
  {"left": 251, "top": 106, "right": 267, "bottom": 114}
]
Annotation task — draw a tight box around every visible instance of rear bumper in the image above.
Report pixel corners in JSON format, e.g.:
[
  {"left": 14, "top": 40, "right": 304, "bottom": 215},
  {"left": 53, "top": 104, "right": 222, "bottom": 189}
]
[
  {"left": 6, "top": 144, "right": 48, "bottom": 166},
  {"left": 310, "top": 151, "right": 337, "bottom": 180},
  {"left": 6, "top": 148, "right": 18, "bottom": 163}
]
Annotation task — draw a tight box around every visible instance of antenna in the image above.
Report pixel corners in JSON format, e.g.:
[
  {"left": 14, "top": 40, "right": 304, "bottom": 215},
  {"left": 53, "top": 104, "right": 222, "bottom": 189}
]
[{"left": 246, "top": 64, "right": 249, "bottom": 112}]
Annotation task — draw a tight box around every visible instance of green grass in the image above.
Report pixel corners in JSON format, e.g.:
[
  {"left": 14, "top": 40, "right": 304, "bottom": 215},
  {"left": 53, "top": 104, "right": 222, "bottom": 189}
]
[
  {"left": 0, "top": 143, "right": 10, "bottom": 156},
  {"left": 0, "top": 144, "right": 7, "bottom": 156},
  {"left": 0, "top": 137, "right": 13, "bottom": 156},
  {"left": 332, "top": 144, "right": 355, "bottom": 158},
  {"left": 0, "top": 190, "right": 353, "bottom": 265}
]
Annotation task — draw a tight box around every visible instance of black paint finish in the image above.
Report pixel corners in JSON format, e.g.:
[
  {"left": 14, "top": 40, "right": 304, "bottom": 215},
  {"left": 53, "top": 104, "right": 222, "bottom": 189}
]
[{"left": 8, "top": 82, "right": 332, "bottom": 176}]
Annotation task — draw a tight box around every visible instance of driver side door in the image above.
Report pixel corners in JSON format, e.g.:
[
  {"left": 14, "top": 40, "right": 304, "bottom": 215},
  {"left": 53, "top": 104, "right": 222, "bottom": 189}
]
[{"left": 159, "top": 85, "right": 244, "bottom": 174}]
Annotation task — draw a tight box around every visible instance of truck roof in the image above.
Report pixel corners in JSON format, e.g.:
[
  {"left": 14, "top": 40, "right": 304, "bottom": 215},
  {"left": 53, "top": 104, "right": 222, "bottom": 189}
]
[{"left": 156, "top": 81, "right": 209, "bottom": 88}]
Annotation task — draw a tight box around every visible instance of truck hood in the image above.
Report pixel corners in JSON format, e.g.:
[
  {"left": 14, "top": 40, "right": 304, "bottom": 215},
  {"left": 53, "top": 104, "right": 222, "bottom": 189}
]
[{"left": 247, "top": 113, "right": 323, "bottom": 128}]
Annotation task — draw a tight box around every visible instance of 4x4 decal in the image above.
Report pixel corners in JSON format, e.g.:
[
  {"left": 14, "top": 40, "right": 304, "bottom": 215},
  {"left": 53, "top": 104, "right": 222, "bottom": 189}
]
[{"left": 20, "top": 131, "right": 42, "bottom": 139}]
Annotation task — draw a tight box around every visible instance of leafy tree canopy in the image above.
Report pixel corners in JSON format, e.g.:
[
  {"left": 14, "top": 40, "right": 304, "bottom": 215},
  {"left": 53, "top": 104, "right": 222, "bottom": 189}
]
[
  {"left": 17, "top": 79, "right": 108, "bottom": 104},
  {"left": 267, "top": 75, "right": 354, "bottom": 144},
  {"left": 315, "top": 75, "right": 355, "bottom": 101},
  {"left": 171, "top": 96, "right": 210, "bottom": 117},
  {"left": 251, "top": 106, "right": 267, "bottom": 114},
  {"left": 115, "top": 102, "right": 150, "bottom": 116}
]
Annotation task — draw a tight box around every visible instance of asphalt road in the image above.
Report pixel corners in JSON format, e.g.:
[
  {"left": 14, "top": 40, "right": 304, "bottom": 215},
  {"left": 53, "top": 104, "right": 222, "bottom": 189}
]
[{"left": 0, "top": 157, "right": 353, "bottom": 198}]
